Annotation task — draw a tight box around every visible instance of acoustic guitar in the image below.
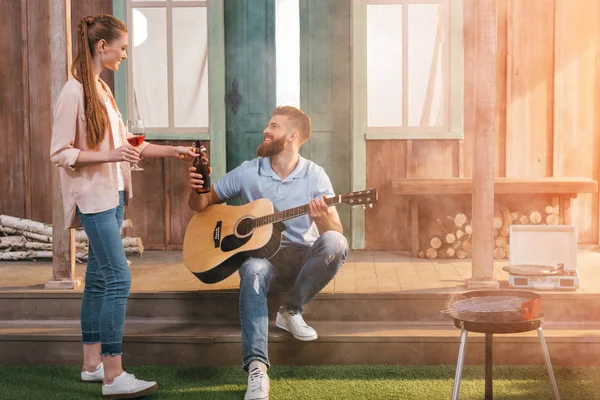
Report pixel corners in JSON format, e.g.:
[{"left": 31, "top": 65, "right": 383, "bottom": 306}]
[{"left": 183, "top": 189, "right": 378, "bottom": 283}]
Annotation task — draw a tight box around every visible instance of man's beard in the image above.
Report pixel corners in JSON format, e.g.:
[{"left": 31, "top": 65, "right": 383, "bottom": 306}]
[{"left": 256, "top": 136, "right": 287, "bottom": 157}]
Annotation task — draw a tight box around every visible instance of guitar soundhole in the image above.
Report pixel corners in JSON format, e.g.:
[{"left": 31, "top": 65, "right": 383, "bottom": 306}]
[{"left": 236, "top": 218, "right": 255, "bottom": 237}]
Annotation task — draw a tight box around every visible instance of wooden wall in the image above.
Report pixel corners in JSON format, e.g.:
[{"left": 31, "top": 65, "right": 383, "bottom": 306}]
[
  {"left": 124, "top": 140, "right": 209, "bottom": 249},
  {"left": 1, "top": 0, "right": 27, "bottom": 221},
  {"left": 1, "top": 0, "right": 112, "bottom": 224},
  {"left": 366, "top": 0, "right": 600, "bottom": 249}
]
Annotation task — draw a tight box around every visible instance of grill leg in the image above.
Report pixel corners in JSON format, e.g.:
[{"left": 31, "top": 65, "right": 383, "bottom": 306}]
[
  {"left": 537, "top": 327, "right": 560, "bottom": 400},
  {"left": 485, "top": 333, "right": 493, "bottom": 400},
  {"left": 452, "top": 329, "right": 468, "bottom": 400}
]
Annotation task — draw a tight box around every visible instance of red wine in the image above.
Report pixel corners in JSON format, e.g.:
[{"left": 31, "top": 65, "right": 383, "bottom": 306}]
[{"left": 127, "top": 135, "right": 145, "bottom": 147}]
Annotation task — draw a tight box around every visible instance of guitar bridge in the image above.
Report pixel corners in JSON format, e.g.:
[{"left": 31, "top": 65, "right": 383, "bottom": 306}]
[{"left": 213, "top": 221, "right": 222, "bottom": 248}]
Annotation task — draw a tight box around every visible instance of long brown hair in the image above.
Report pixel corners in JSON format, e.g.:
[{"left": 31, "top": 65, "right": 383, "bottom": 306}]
[{"left": 72, "top": 15, "right": 127, "bottom": 149}]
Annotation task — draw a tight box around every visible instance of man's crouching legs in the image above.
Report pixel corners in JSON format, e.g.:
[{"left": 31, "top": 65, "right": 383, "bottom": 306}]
[{"left": 277, "top": 231, "right": 349, "bottom": 340}]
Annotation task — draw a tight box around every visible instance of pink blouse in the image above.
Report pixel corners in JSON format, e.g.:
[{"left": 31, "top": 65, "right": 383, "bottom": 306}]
[{"left": 50, "top": 78, "right": 148, "bottom": 229}]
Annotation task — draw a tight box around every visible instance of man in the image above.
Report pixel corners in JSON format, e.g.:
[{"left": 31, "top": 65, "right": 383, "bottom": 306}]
[{"left": 188, "top": 106, "right": 349, "bottom": 400}]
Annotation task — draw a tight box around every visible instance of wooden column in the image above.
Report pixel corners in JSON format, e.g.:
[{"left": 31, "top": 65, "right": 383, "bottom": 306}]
[
  {"left": 45, "top": 0, "right": 80, "bottom": 290},
  {"left": 468, "top": 0, "right": 499, "bottom": 289}
]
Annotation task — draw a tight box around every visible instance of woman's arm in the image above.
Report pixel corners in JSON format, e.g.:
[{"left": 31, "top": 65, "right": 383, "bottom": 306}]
[
  {"left": 73, "top": 145, "right": 141, "bottom": 167},
  {"left": 50, "top": 88, "right": 82, "bottom": 170},
  {"left": 139, "top": 143, "right": 197, "bottom": 160},
  {"left": 73, "top": 141, "right": 197, "bottom": 167},
  {"left": 61, "top": 140, "right": 195, "bottom": 169}
]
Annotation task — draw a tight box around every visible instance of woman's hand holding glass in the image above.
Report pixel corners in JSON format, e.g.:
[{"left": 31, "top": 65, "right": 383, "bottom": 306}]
[
  {"left": 126, "top": 119, "right": 146, "bottom": 171},
  {"left": 110, "top": 144, "right": 141, "bottom": 163}
]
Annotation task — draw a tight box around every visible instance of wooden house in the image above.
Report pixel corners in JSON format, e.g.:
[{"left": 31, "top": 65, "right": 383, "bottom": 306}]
[{"left": 2, "top": 0, "right": 599, "bottom": 259}]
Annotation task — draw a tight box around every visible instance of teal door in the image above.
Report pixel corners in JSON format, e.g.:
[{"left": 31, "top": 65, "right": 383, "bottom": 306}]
[
  {"left": 224, "top": 0, "right": 276, "bottom": 171},
  {"left": 224, "top": 0, "right": 351, "bottom": 235},
  {"left": 300, "top": 0, "right": 352, "bottom": 236}
]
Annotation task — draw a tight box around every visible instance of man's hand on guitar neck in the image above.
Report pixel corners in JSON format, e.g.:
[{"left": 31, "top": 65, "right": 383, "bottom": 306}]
[{"left": 309, "top": 195, "right": 344, "bottom": 236}]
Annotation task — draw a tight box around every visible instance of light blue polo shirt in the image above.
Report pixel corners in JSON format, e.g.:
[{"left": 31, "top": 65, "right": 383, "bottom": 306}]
[{"left": 213, "top": 156, "right": 334, "bottom": 247}]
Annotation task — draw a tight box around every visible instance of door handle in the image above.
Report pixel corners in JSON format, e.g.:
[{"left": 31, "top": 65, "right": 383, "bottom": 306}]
[{"left": 226, "top": 79, "right": 240, "bottom": 115}]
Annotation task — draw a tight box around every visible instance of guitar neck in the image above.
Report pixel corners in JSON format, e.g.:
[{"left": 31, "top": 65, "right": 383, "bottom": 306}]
[{"left": 253, "top": 195, "right": 342, "bottom": 228}]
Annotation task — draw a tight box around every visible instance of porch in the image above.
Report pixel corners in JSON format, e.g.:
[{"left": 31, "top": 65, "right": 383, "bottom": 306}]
[{"left": 2, "top": 250, "right": 600, "bottom": 368}]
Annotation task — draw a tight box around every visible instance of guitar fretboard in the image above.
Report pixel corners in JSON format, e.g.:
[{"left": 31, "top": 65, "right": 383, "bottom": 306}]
[{"left": 252, "top": 195, "right": 341, "bottom": 228}]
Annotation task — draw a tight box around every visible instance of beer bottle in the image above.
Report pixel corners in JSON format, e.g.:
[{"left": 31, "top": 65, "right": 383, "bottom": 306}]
[{"left": 192, "top": 140, "right": 211, "bottom": 194}]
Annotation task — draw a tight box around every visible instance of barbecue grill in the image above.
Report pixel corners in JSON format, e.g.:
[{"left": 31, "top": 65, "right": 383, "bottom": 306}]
[{"left": 443, "top": 290, "right": 560, "bottom": 400}]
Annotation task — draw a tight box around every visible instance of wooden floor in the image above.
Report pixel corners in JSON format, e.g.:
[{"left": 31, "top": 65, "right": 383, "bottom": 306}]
[{"left": 2, "top": 249, "right": 600, "bottom": 294}]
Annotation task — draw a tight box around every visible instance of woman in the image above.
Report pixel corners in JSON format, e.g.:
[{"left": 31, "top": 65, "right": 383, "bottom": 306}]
[{"left": 50, "top": 15, "right": 196, "bottom": 399}]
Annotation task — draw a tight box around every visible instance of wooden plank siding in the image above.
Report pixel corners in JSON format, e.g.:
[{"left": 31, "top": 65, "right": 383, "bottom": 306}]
[
  {"left": 495, "top": 0, "right": 508, "bottom": 178},
  {"left": 28, "top": 0, "right": 53, "bottom": 224},
  {"left": 366, "top": 0, "right": 600, "bottom": 249},
  {"left": 553, "top": 0, "right": 600, "bottom": 246},
  {"left": 459, "top": 0, "right": 477, "bottom": 179},
  {"left": 166, "top": 142, "right": 199, "bottom": 248},
  {"left": 123, "top": 140, "right": 208, "bottom": 249},
  {"left": 365, "top": 142, "right": 408, "bottom": 250},
  {"left": 1, "top": 0, "right": 113, "bottom": 225},
  {"left": 1, "top": 0, "right": 27, "bottom": 219},
  {"left": 505, "top": 0, "right": 555, "bottom": 178}
]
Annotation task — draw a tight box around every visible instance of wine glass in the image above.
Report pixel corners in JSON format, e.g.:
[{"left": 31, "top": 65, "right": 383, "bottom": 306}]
[{"left": 126, "top": 119, "right": 145, "bottom": 171}]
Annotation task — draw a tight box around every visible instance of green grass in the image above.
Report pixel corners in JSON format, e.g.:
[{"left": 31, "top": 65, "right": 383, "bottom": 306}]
[{"left": 0, "top": 365, "right": 595, "bottom": 399}]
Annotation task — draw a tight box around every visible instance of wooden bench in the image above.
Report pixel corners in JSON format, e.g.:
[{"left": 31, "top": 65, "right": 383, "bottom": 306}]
[{"left": 391, "top": 177, "right": 598, "bottom": 257}]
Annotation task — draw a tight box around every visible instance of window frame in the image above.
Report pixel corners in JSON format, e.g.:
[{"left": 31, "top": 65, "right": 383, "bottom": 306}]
[
  {"left": 114, "top": 0, "right": 226, "bottom": 179},
  {"left": 126, "top": 0, "right": 211, "bottom": 140},
  {"left": 364, "top": 0, "right": 464, "bottom": 140}
]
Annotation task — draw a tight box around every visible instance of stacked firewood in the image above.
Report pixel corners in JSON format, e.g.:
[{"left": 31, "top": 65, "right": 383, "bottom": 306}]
[
  {"left": 419, "top": 206, "right": 560, "bottom": 260},
  {"left": 0, "top": 215, "right": 143, "bottom": 262}
]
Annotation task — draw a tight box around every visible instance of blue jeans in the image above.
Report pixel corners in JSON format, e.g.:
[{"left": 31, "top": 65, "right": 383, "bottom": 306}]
[
  {"left": 238, "top": 230, "right": 349, "bottom": 370},
  {"left": 76, "top": 191, "right": 131, "bottom": 356}
]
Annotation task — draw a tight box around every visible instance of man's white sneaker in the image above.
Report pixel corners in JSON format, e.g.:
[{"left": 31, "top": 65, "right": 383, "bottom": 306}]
[
  {"left": 81, "top": 362, "right": 104, "bottom": 382},
  {"left": 276, "top": 307, "right": 318, "bottom": 341},
  {"left": 245, "top": 367, "right": 270, "bottom": 400},
  {"left": 102, "top": 371, "right": 158, "bottom": 399}
]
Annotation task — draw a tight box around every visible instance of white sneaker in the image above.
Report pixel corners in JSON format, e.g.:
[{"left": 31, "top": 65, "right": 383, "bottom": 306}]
[
  {"left": 102, "top": 371, "right": 158, "bottom": 399},
  {"left": 245, "top": 367, "right": 270, "bottom": 400},
  {"left": 276, "top": 307, "right": 318, "bottom": 341},
  {"left": 81, "top": 362, "right": 104, "bottom": 382}
]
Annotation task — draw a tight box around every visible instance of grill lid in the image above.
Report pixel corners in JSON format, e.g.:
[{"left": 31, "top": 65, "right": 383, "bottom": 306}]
[
  {"left": 441, "top": 290, "right": 542, "bottom": 325},
  {"left": 442, "top": 296, "right": 525, "bottom": 314}
]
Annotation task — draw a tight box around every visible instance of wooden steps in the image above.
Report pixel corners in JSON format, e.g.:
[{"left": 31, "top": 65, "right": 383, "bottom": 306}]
[
  {"left": 1, "top": 319, "right": 600, "bottom": 366},
  {"left": 3, "top": 291, "right": 600, "bottom": 322},
  {"left": 3, "top": 251, "right": 600, "bottom": 367},
  {"left": 3, "top": 290, "right": 600, "bottom": 367}
]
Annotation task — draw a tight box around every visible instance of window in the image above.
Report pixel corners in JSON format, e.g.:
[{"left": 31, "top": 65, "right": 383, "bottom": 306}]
[
  {"left": 127, "top": 0, "right": 209, "bottom": 138},
  {"left": 366, "top": 0, "right": 463, "bottom": 139}
]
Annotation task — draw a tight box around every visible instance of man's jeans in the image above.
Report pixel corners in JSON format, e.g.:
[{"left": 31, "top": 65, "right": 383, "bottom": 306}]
[
  {"left": 76, "top": 191, "right": 131, "bottom": 356},
  {"left": 238, "top": 230, "right": 349, "bottom": 370}
]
